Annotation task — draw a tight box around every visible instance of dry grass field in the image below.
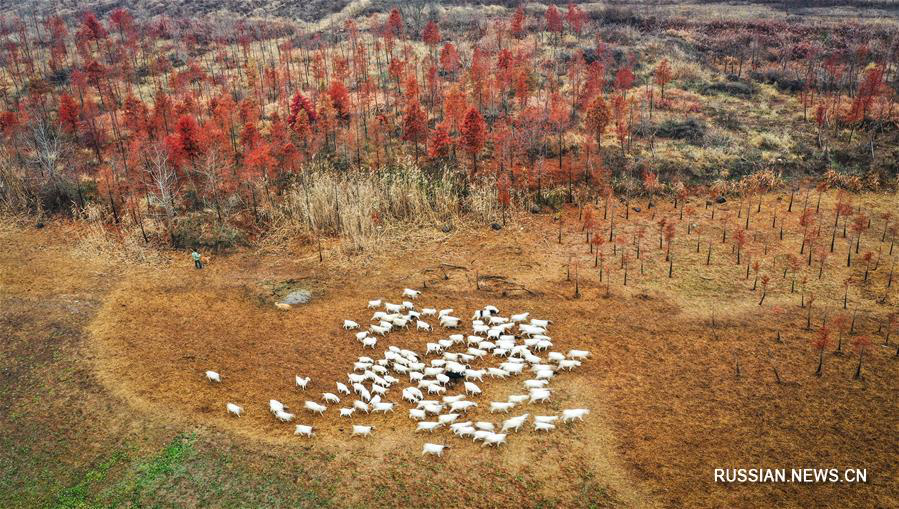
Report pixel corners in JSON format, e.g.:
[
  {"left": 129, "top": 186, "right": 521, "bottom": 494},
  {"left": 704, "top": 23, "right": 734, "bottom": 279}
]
[{"left": 2, "top": 189, "right": 897, "bottom": 508}]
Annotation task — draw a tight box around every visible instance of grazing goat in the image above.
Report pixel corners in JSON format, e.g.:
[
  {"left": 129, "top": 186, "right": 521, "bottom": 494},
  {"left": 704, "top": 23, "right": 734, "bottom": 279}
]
[
  {"left": 304, "top": 401, "right": 327, "bottom": 415},
  {"left": 370, "top": 325, "right": 388, "bottom": 336},
  {"left": 362, "top": 337, "right": 378, "bottom": 349},
  {"left": 295, "top": 376, "right": 311, "bottom": 390},
  {"left": 269, "top": 400, "right": 286, "bottom": 414},
  {"left": 275, "top": 410, "right": 295, "bottom": 423},
  {"left": 343, "top": 320, "right": 359, "bottom": 330},
  {"left": 421, "top": 308, "right": 437, "bottom": 316},
  {"left": 416, "top": 320, "right": 432, "bottom": 332},
  {"left": 568, "top": 349, "right": 590, "bottom": 360},
  {"left": 409, "top": 408, "right": 426, "bottom": 420},
  {"left": 352, "top": 425, "right": 374, "bottom": 437},
  {"left": 482, "top": 433, "right": 507, "bottom": 447},
  {"left": 385, "top": 303, "right": 403, "bottom": 313},
  {"left": 529, "top": 389, "right": 551, "bottom": 403},
  {"left": 403, "top": 288, "right": 421, "bottom": 299},
  {"left": 322, "top": 393, "right": 341, "bottom": 404},
  {"left": 440, "top": 317, "right": 461, "bottom": 329},
  {"left": 487, "top": 368, "right": 509, "bottom": 379},
  {"left": 561, "top": 408, "right": 590, "bottom": 422},
  {"left": 205, "top": 370, "right": 222, "bottom": 383},
  {"left": 438, "top": 413, "right": 460, "bottom": 424},
  {"left": 353, "top": 400, "right": 370, "bottom": 413},
  {"left": 294, "top": 425, "right": 314, "bottom": 437},
  {"left": 559, "top": 360, "right": 581, "bottom": 371},
  {"left": 336, "top": 382, "right": 351, "bottom": 395},
  {"left": 371, "top": 402, "right": 394, "bottom": 413},
  {"left": 463, "top": 381, "right": 481, "bottom": 395},
  {"left": 507, "top": 394, "right": 529, "bottom": 404},
  {"left": 530, "top": 319, "right": 551, "bottom": 328},
  {"left": 367, "top": 299, "right": 382, "bottom": 308},
  {"left": 510, "top": 312, "right": 529, "bottom": 322},
  {"left": 534, "top": 422, "right": 556, "bottom": 432},
  {"left": 339, "top": 407, "right": 355, "bottom": 417},
  {"left": 501, "top": 414, "right": 529, "bottom": 432},
  {"left": 449, "top": 400, "right": 477, "bottom": 413},
  {"left": 226, "top": 403, "right": 243, "bottom": 417},
  {"left": 475, "top": 421, "right": 495, "bottom": 431},
  {"left": 422, "top": 443, "right": 448, "bottom": 457},
  {"left": 490, "top": 401, "right": 514, "bottom": 413},
  {"left": 416, "top": 421, "right": 442, "bottom": 432},
  {"left": 524, "top": 379, "right": 549, "bottom": 389}
]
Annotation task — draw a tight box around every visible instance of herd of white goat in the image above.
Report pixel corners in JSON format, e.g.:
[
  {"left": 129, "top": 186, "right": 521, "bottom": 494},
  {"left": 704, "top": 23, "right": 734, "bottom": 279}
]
[{"left": 204, "top": 288, "right": 590, "bottom": 457}]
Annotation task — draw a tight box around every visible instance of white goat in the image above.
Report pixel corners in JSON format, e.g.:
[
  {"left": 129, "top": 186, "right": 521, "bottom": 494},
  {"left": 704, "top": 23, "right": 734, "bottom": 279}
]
[
  {"left": 205, "top": 370, "right": 221, "bottom": 383},
  {"left": 368, "top": 299, "right": 382, "bottom": 308},
  {"left": 438, "top": 413, "right": 460, "bottom": 424},
  {"left": 490, "top": 401, "right": 514, "bottom": 413},
  {"left": 403, "top": 288, "right": 421, "bottom": 299},
  {"left": 568, "top": 349, "right": 590, "bottom": 360},
  {"left": 421, "top": 308, "right": 437, "bottom": 316},
  {"left": 463, "top": 381, "right": 481, "bottom": 395},
  {"left": 501, "top": 414, "right": 529, "bottom": 432},
  {"left": 343, "top": 320, "right": 359, "bottom": 330},
  {"left": 352, "top": 424, "right": 374, "bottom": 437},
  {"left": 482, "top": 433, "right": 507, "bottom": 447},
  {"left": 559, "top": 359, "right": 582, "bottom": 371},
  {"left": 269, "top": 400, "right": 286, "bottom": 414},
  {"left": 371, "top": 402, "right": 394, "bottom": 413},
  {"left": 294, "top": 425, "right": 314, "bottom": 437},
  {"left": 275, "top": 410, "right": 295, "bottom": 422},
  {"left": 304, "top": 401, "right": 327, "bottom": 415},
  {"left": 339, "top": 407, "right": 355, "bottom": 417},
  {"left": 510, "top": 312, "right": 529, "bottom": 322},
  {"left": 475, "top": 421, "right": 496, "bottom": 431},
  {"left": 416, "top": 320, "right": 432, "bottom": 332},
  {"left": 409, "top": 408, "right": 427, "bottom": 420},
  {"left": 353, "top": 400, "right": 370, "bottom": 413},
  {"left": 295, "top": 376, "right": 311, "bottom": 390},
  {"left": 561, "top": 408, "right": 590, "bottom": 422},
  {"left": 226, "top": 403, "right": 243, "bottom": 417},
  {"left": 449, "top": 400, "right": 477, "bottom": 413},
  {"left": 534, "top": 422, "right": 556, "bottom": 432},
  {"left": 487, "top": 368, "right": 510, "bottom": 379},
  {"left": 362, "top": 337, "right": 378, "bottom": 349},
  {"left": 529, "top": 388, "right": 551, "bottom": 403},
  {"left": 416, "top": 421, "right": 442, "bottom": 432},
  {"left": 422, "top": 443, "right": 448, "bottom": 457},
  {"left": 322, "top": 393, "right": 340, "bottom": 404}
]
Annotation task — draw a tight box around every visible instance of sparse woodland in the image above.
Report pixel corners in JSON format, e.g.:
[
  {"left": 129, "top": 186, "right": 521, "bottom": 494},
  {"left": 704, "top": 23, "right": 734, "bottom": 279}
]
[{"left": 0, "top": 2, "right": 896, "bottom": 253}]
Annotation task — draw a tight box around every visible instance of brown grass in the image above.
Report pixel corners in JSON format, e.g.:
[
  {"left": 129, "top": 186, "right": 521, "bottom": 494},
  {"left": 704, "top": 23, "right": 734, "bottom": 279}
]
[{"left": 3, "top": 190, "right": 897, "bottom": 507}]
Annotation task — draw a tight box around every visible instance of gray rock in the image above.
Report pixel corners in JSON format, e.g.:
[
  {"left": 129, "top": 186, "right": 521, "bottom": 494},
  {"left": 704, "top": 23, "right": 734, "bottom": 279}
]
[
  {"left": 282, "top": 290, "right": 312, "bottom": 305},
  {"left": 490, "top": 223, "right": 502, "bottom": 230}
]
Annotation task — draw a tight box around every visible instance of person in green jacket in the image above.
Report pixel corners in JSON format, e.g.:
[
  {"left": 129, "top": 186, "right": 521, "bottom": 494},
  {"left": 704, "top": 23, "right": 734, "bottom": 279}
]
[{"left": 191, "top": 250, "right": 203, "bottom": 269}]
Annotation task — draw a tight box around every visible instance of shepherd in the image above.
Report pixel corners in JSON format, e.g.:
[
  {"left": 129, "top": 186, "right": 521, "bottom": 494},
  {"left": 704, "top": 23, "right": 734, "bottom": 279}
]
[{"left": 191, "top": 249, "right": 203, "bottom": 269}]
